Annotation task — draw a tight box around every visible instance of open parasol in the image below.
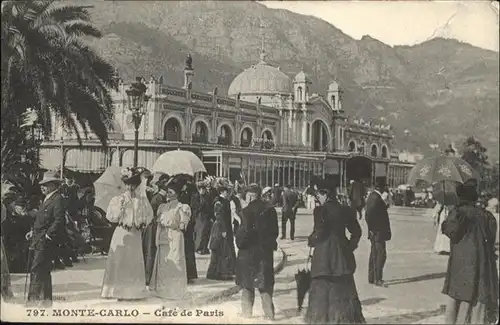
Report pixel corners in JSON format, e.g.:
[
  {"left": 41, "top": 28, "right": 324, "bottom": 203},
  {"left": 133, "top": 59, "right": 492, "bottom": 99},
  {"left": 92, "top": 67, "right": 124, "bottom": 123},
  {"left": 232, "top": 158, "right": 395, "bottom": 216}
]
[
  {"left": 93, "top": 166, "right": 125, "bottom": 211},
  {"left": 407, "top": 155, "right": 480, "bottom": 206},
  {"left": 295, "top": 247, "right": 313, "bottom": 313},
  {"left": 152, "top": 150, "right": 206, "bottom": 176}
]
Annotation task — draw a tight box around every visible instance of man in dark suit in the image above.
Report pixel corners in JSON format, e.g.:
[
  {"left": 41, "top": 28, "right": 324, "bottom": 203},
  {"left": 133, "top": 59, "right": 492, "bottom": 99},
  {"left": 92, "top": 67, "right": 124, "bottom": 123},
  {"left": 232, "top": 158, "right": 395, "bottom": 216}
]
[
  {"left": 281, "top": 185, "right": 298, "bottom": 240},
  {"left": 365, "top": 179, "right": 392, "bottom": 288},
  {"left": 26, "top": 171, "right": 66, "bottom": 307},
  {"left": 235, "top": 184, "right": 279, "bottom": 320},
  {"left": 349, "top": 179, "right": 367, "bottom": 220}
]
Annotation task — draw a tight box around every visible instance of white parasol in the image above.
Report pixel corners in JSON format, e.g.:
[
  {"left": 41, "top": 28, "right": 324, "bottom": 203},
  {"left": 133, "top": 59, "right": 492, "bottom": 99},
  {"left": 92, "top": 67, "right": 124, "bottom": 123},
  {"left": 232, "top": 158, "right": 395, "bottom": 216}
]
[{"left": 152, "top": 150, "right": 206, "bottom": 176}]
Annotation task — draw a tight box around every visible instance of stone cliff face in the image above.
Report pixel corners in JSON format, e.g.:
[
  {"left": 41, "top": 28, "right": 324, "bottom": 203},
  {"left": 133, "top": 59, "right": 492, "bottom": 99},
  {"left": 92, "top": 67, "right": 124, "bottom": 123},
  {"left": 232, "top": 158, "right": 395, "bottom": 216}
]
[{"left": 75, "top": 0, "right": 499, "bottom": 160}]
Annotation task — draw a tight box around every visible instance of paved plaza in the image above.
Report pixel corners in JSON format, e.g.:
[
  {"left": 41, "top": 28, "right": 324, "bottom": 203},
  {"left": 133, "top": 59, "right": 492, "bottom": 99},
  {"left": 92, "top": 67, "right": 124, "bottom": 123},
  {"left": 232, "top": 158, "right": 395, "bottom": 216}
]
[{"left": 1, "top": 206, "right": 494, "bottom": 323}]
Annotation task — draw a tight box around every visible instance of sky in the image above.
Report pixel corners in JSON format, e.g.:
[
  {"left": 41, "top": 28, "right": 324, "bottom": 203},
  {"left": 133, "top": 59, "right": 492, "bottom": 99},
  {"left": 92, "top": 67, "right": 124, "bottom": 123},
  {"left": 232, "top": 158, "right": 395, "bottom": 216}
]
[{"left": 261, "top": 1, "right": 499, "bottom": 52}]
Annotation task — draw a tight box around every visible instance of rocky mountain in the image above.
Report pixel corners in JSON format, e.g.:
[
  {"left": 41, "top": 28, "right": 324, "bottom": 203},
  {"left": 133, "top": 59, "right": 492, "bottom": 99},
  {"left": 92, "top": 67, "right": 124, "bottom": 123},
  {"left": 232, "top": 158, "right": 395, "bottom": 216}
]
[{"left": 74, "top": 0, "right": 499, "bottom": 161}]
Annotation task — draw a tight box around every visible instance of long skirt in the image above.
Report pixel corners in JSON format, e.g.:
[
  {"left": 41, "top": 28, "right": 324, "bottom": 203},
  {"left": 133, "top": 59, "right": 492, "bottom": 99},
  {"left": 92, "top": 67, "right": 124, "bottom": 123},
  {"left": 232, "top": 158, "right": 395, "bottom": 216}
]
[
  {"left": 101, "top": 226, "right": 148, "bottom": 300},
  {"left": 150, "top": 229, "right": 188, "bottom": 300},
  {"left": 142, "top": 222, "right": 157, "bottom": 286},
  {"left": 184, "top": 223, "right": 198, "bottom": 280},
  {"left": 194, "top": 218, "right": 212, "bottom": 253},
  {"left": 207, "top": 237, "right": 236, "bottom": 280},
  {"left": 444, "top": 296, "right": 492, "bottom": 324},
  {"left": 434, "top": 215, "right": 450, "bottom": 254},
  {"left": 305, "top": 274, "right": 365, "bottom": 324}
]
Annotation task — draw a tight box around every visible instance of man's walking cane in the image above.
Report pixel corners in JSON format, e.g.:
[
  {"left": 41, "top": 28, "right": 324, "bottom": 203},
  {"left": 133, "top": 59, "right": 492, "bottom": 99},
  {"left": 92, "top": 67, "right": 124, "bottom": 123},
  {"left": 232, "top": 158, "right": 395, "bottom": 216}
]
[{"left": 24, "top": 244, "right": 33, "bottom": 302}]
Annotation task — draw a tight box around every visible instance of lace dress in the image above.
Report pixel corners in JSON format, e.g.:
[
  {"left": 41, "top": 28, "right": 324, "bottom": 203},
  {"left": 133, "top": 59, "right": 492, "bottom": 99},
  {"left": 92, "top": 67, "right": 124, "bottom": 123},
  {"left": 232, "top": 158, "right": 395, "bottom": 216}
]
[
  {"left": 101, "top": 191, "right": 153, "bottom": 299},
  {"left": 150, "top": 200, "right": 192, "bottom": 300}
]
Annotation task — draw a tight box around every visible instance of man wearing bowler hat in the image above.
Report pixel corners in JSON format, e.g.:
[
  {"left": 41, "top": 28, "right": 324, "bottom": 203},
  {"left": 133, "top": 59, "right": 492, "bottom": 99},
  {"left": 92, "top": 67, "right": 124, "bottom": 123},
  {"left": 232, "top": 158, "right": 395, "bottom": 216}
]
[
  {"left": 365, "top": 178, "right": 392, "bottom": 288},
  {"left": 235, "top": 184, "right": 279, "bottom": 320},
  {"left": 25, "top": 171, "right": 66, "bottom": 306}
]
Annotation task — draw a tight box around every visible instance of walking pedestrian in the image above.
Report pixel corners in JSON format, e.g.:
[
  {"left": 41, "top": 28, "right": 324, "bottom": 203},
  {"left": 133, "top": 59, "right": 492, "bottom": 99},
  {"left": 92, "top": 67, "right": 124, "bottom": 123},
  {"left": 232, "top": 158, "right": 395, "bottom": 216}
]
[
  {"left": 432, "top": 202, "right": 451, "bottom": 255},
  {"left": 26, "top": 171, "right": 66, "bottom": 307},
  {"left": 281, "top": 185, "right": 298, "bottom": 240},
  {"left": 442, "top": 182, "right": 498, "bottom": 324},
  {"left": 207, "top": 178, "right": 236, "bottom": 280},
  {"left": 305, "top": 179, "right": 365, "bottom": 324},
  {"left": 192, "top": 181, "right": 213, "bottom": 255},
  {"left": 101, "top": 167, "right": 153, "bottom": 300},
  {"left": 235, "top": 183, "right": 279, "bottom": 320},
  {"left": 150, "top": 178, "right": 192, "bottom": 299},
  {"left": 348, "top": 179, "right": 366, "bottom": 220},
  {"left": 365, "top": 178, "right": 391, "bottom": 287}
]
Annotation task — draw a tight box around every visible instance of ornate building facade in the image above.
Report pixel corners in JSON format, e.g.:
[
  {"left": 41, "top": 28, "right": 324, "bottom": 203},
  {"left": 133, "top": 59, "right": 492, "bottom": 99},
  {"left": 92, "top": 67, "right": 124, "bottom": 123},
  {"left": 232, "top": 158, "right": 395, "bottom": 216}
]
[{"left": 40, "top": 52, "right": 410, "bottom": 192}]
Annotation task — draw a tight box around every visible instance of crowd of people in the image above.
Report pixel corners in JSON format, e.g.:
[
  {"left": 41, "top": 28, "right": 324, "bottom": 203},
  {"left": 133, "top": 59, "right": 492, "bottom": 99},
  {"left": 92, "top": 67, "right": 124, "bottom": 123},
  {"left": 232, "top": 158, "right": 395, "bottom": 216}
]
[{"left": 1, "top": 166, "right": 499, "bottom": 324}]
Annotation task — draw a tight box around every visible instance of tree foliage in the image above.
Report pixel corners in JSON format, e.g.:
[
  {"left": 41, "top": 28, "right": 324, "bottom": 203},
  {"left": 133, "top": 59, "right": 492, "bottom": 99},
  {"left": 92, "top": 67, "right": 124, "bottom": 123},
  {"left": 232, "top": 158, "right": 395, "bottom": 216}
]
[
  {"left": 1, "top": 0, "right": 118, "bottom": 183},
  {"left": 460, "top": 136, "right": 496, "bottom": 194}
]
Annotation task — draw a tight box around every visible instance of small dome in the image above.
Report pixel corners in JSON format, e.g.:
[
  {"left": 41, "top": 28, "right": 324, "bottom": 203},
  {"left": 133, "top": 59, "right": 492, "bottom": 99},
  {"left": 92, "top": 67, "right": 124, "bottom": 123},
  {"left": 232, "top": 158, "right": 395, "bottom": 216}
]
[
  {"left": 228, "top": 55, "right": 292, "bottom": 97},
  {"left": 329, "top": 81, "right": 339, "bottom": 91},
  {"left": 294, "top": 70, "right": 310, "bottom": 83}
]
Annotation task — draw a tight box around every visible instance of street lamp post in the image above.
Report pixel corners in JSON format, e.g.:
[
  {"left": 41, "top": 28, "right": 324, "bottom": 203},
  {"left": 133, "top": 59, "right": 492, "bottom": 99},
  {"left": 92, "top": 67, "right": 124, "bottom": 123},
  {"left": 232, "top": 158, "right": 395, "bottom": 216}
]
[{"left": 126, "top": 77, "right": 150, "bottom": 168}]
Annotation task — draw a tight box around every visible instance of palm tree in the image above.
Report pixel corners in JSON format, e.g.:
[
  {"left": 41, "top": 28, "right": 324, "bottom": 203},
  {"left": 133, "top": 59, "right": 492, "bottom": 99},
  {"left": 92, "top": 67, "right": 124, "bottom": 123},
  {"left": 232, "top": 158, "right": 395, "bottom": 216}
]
[
  {"left": 1, "top": 0, "right": 118, "bottom": 183},
  {"left": 1, "top": 0, "right": 118, "bottom": 145}
]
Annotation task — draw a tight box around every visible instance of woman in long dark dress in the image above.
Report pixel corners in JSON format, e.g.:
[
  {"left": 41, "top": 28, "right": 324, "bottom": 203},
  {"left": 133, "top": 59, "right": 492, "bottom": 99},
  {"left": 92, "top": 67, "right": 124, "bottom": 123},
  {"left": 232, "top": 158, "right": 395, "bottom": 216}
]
[
  {"left": 441, "top": 183, "right": 498, "bottom": 324},
  {"left": 192, "top": 182, "right": 213, "bottom": 255},
  {"left": 207, "top": 178, "right": 236, "bottom": 280},
  {"left": 305, "top": 179, "right": 365, "bottom": 324},
  {"left": 175, "top": 175, "right": 198, "bottom": 282}
]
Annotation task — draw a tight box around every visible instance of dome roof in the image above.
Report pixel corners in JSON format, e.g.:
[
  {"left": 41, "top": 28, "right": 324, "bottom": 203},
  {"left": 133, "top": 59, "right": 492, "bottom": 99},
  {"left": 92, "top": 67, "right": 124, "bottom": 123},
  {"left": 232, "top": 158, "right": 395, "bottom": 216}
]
[
  {"left": 294, "top": 70, "right": 311, "bottom": 83},
  {"left": 228, "top": 52, "right": 292, "bottom": 97}
]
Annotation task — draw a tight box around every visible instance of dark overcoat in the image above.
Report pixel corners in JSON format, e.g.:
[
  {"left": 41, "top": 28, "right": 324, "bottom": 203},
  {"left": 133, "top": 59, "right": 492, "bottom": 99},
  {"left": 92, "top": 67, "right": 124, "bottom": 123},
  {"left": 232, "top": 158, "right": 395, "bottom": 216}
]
[
  {"left": 28, "top": 192, "right": 66, "bottom": 302},
  {"left": 365, "top": 192, "right": 392, "bottom": 242},
  {"left": 282, "top": 190, "right": 298, "bottom": 220},
  {"left": 308, "top": 199, "right": 362, "bottom": 278},
  {"left": 441, "top": 202, "right": 499, "bottom": 307},
  {"left": 235, "top": 200, "right": 279, "bottom": 290},
  {"left": 191, "top": 192, "right": 213, "bottom": 250}
]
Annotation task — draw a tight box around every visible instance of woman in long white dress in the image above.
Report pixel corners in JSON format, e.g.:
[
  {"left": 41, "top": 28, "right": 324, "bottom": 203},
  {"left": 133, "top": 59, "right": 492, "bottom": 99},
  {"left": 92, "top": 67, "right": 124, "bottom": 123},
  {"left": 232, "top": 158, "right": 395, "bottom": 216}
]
[
  {"left": 433, "top": 202, "right": 451, "bottom": 254},
  {"left": 150, "top": 179, "right": 192, "bottom": 300},
  {"left": 101, "top": 167, "right": 154, "bottom": 300}
]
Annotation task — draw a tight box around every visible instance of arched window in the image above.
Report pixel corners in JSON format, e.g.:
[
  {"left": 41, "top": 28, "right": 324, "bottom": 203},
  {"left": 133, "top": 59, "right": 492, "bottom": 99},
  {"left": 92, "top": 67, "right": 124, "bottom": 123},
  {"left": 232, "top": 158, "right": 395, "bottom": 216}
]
[
  {"left": 381, "top": 145, "right": 388, "bottom": 158},
  {"left": 358, "top": 142, "right": 366, "bottom": 154},
  {"left": 217, "top": 124, "right": 232, "bottom": 146},
  {"left": 297, "top": 86, "right": 303, "bottom": 101},
  {"left": 348, "top": 141, "right": 356, "bottom": 152},
  {"left": 261, "top": 130, "right": 274, "bottom": 149},
  {"left": 331, "top": 95, "right": 336, "bottom": 109},
  {"left": 240, "top": 127, "right": 253, "bottom": 147},
  {"left": 163, "top": 118, "right": 181, "bottom": 141},
  {"left": 371, "top": 144, "right": 378, "bottom": 157},
  {"left": 192, "top": 121, "right": 208, "bottom": 143},
  {"left": 311, "top": 120, "right": 329, "bottom": 152}
]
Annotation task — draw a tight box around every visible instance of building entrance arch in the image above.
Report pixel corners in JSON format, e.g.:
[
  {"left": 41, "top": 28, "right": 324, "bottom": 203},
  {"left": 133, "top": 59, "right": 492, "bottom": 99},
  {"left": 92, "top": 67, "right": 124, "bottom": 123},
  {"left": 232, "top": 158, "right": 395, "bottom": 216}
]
[{"left": 346, "top": 155, "right": 373, "bottom": 187}]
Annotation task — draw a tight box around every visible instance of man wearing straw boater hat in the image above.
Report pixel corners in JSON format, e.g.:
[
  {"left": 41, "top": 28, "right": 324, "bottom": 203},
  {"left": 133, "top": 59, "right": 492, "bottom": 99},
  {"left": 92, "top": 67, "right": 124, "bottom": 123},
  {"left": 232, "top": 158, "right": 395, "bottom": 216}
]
[{"left": 25, "top": 170, "right": 65, "bottom": 307}]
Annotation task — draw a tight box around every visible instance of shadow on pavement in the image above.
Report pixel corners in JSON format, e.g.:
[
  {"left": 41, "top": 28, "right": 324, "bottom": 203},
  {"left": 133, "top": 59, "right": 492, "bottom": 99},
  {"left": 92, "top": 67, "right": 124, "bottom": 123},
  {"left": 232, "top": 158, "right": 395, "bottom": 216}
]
[
  {"left": 275, "top": 276, "right": 296, "bottom": 284},
  {"left": 284, "top": 259, "right": 308, "bottom": 269},
  {"left": 385, "top": 272, "right": 446, "bottom": 286},
  {"left": 274, "top": 287, "right": 296, "bottom": 297},
  {"left": 365, "top": 305, "right": 445, "bottom": 324},
  {"left": 361, "top": 297, "right": 386, "bottom": 306}
]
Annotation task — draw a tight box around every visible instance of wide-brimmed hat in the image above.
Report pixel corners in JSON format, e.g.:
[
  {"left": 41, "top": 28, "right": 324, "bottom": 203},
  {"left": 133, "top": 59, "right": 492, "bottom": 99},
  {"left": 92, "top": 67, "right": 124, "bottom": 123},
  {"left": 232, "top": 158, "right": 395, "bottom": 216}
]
[
  {"left": 214, "top": 178, "right": 232, "bottom": 192},
  {"left": 246, "top": 183, "right": 262, "bottom": 195},
  {"left": 456, "top": 183, "right": 478, "bottom": 202},
  {"left": 262, "top": 186, "right": 272, "bottom": 196},
  {"left": 120, "top": 167, "right": 142, "bottom": 185},
  {"left": 39, "top": 171, "right": 63, "bottom": 185},
  {"left": 156, "top": 174, "right": 171, "bottom": 191},
  {"left": 137, "top": 167, "right": 152, "bottom": 179}
]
